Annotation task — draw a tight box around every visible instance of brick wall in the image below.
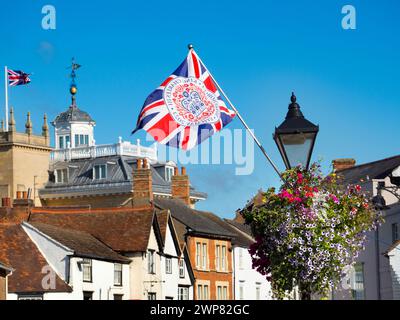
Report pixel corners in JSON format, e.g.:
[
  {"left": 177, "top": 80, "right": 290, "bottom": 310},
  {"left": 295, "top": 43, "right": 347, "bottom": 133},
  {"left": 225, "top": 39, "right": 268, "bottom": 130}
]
[
  {"left": 187, "top": 235, "right": 233, "bottom": 300},
  {"left": 40, "top": 194, "right": 131, "bottom": 208}
]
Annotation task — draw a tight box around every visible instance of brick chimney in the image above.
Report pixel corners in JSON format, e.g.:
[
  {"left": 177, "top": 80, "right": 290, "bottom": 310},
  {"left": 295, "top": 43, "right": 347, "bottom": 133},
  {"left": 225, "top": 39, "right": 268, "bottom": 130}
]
[
  {"left": 332, "top": 158, "right": 356, "bottom": 172},
  {"left": 1, "top": 197, "right": 11, "bottom": 208},
  {"left": 171, "top": 167, "right": 190, "bottom": 205},
  {"left": 0, "top": 192, "right": 34, "bottom": 223},
  {"left": 13, "top": 190, "right": 34, "bottom": 207},
  {"left": 132, "top": 158, "right": 153, "bottom": 208}
]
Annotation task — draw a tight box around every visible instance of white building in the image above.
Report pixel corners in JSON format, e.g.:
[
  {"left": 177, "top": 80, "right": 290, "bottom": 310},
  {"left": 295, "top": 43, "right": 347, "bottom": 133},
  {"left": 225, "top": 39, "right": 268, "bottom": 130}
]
[
  {"left": 15, "top": 221, "right": 130, "bottom": 300},
  {"left": 386, "top": 240, "right": 400, "bottom": 300},
  {"left": 332, "top": 157, "right": 400, "bottom": 300},
  {"left": 224, "top": 218, "right": 273, "bottom": 300},
  {"left": 157, "top": 211, "right": 194, "bottom": 300}
]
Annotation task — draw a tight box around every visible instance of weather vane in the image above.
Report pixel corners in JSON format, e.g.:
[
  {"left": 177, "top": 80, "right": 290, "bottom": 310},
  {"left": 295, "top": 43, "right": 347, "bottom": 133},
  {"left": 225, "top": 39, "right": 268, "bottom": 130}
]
[{"left": 67, "top": 57, "right": 81, "bottom": 104}]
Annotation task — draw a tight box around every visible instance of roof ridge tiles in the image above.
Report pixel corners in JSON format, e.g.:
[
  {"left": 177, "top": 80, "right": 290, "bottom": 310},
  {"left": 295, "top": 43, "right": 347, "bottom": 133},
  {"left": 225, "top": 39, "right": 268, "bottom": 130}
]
[{"left": 338, "top": 154, "right": 400, "bottom": 173}]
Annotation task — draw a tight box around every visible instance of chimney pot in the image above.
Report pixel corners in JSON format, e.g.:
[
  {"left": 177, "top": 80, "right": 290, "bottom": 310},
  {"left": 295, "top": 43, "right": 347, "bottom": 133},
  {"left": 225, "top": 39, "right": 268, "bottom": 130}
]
[
  {"left": 181, "top": 167, "right": 186, "bottom": 175},
  {"left": 22, "top": 191, "right": 28, "bottom": 199},
  {"left": 174, "top": 167, "right": 179, "bottom": 176},
  {"left": 16, "top": 191, "right": 22, "bottom": 199},
  {"left": 137, "top": 158, "right": 143, "bottom": 169},
  {"left": 143, "top": 158, "right": 148, "bottom": 169}
]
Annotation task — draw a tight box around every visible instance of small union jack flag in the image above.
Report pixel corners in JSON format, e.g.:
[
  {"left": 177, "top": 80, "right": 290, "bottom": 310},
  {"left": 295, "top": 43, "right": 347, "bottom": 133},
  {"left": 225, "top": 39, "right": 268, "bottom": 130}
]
[
  {"left": 7, "top": 69, "right": 31, "bottom": 87},
  {"left": 133, "top": 49, "right": 236, "bottom": 150}
]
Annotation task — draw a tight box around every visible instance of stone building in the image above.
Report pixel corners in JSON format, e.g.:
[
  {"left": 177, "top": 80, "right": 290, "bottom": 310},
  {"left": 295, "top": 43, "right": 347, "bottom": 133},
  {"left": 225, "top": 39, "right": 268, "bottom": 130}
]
[
  {"left": 39, "top": 91, "right": 206, "bottom": 208},
  {"left": 0, "top": 108, "right": 51, "bottom": 206}
]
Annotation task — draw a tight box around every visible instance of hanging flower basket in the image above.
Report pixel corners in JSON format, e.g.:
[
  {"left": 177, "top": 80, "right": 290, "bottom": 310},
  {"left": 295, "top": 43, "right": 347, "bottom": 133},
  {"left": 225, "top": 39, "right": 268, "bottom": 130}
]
[{"left": 242, "top": 163, "right": 383, "bottom": 299}]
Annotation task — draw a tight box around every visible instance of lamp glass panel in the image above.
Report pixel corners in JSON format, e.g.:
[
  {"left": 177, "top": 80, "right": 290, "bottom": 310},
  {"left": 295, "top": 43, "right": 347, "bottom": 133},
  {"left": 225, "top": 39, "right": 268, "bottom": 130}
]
[{"left": 280, "top": 132, "right": 315, "bottom": 169}]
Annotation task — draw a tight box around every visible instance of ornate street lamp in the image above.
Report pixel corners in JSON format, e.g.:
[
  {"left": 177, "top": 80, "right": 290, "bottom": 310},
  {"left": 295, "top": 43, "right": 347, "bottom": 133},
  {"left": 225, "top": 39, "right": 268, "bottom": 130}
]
[{"left": 273, "top": 93, "right": 319, "bottom": 171}]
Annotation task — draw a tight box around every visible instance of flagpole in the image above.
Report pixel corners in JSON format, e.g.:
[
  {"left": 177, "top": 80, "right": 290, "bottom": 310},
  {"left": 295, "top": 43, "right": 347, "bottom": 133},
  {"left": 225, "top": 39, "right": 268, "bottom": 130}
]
[
  {"left": 4, "top": 66, "right": 8, "bottom": 131},
  {"left": 189, "top": 45, "right": 283, "bottom": 180}
]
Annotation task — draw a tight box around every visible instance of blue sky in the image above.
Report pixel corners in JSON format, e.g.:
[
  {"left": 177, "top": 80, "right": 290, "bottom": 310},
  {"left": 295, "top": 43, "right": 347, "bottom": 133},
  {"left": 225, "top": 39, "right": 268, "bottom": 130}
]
[{"left": 0, "top": 0, "right": 399, "bottom": 218}]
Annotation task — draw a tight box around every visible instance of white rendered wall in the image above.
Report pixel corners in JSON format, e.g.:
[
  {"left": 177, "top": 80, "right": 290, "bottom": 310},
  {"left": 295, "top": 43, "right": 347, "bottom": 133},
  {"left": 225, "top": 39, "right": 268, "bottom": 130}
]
[
  {"left": 128, "top": 226, "right": 162, "bottom": 300},
  {"left": 19, "top": 223, "right": 129, "bottom": 300},
  {"left": 233, "top": 246, "right": 272, "bottom": 300},
  {"left": 388, "top": 245, "right": 400, "bottom": 300},
  {"left": 160, "top": 223, "right": 193, "bottom": 300}
]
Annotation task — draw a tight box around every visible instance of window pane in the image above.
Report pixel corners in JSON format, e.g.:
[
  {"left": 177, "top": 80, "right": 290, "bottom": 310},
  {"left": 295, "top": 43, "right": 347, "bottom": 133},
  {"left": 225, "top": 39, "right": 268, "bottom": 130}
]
[
  {"left": 216, "top": 245, "right": 220, "bottom": 270},
  {"left": 222, "top": 246, "right": 226, "bottom": 271},
  {"left": 197, "top": 285, "right": 202, "bottom": 300},
  {"left": 85, "top": 135, "right": 89, "bottom": 145},
  {"left": 196, "top": 243, "right": 201, "bottom": 268},
  {"left": 204, "top": 285, "right": 209, "bottom": 300},
  {"left": 114, "top": 263, "right": 122, "bottom": 286},
  {"left": 352, "top": 263, "right": 365, "bottom": 300},
  {"left": 80, "top": 134, "right": 84, "bottom": 145},
  {"left": 83, "top": 259, "right": 92, "bottom": 282},
  {"left": 59, "top": 136, "right": 64, "bottom": 149},
  {"left": 223, "top": 286, "right": 227, "bottom": 300},
  {"left": 166, "top": 258, "right": 172, "bottom": 274},
  {"left": 75, "top": 135, "right": 79, "bottom": 147},
  {"left": 202, "top": 244, "right": 207, "bottom": 269},
  {"left": 65, "top": 135, "right": 70, "bottom": 147},
  {"left": 179, "top": 259, "right": 185, "bottom": 278}
]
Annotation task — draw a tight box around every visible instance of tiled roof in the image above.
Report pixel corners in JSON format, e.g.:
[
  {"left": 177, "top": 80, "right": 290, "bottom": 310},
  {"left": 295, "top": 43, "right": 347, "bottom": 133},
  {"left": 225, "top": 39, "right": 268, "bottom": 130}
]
[
  {"left": 39, "top": 156, "right": 207, "bottom": 200},
  {"left": 194, "top": 211, "right": 253, "bottom": 247},
  {"left": 156, "top": 210, "right": 169, "bottom": 245},
  {"left": 224, "top": 219, "right": 252, "bottom": 237},
  {"left": 53, "top": 105, "right": 94, "bottom": 124},
  {"left": 172, "top": 218, "right": 188, "bottom": 247},
  {"left": 28, "top": 222, "right": 130, "bottom": 263},
  {"left": 29, "top": 207, "right": 156, "bottom": 252},
  {"left": 0, "top": 223, "right": 72, "bottom": 293},
  {"left": 155, "top": 198, "right": 235, "bottom": 239},
  {"left": 0, "top": 259, "right": 12, "bottom": 272},
  {"left": 337, "top": 155, "right": 400, "bottom": 186}
]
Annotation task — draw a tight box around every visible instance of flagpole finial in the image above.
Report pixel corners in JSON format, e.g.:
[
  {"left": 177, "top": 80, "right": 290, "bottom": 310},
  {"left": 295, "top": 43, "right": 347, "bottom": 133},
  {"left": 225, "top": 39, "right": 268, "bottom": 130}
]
[{"left": 187, "top": 44, "right": 194, "bottom": 50}]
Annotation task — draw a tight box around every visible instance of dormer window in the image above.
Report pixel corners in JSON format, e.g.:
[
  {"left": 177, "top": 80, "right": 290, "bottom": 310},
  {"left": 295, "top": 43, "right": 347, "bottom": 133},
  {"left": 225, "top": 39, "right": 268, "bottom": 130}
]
[
  {"left": 93, "top": 164, "right": 106, "bottom": 180},
  {"left": 165, "top": 166, "right": 175, "bottom": 182},
  {"left": 55, "top": 169, "right": 68, "bottom": 183}
]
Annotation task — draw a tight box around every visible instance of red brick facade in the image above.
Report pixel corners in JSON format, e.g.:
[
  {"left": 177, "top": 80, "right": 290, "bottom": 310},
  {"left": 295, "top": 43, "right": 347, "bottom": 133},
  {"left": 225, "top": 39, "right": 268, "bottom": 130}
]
[{"left": 187, "top": 236, "right": 233, "bottom": 300}]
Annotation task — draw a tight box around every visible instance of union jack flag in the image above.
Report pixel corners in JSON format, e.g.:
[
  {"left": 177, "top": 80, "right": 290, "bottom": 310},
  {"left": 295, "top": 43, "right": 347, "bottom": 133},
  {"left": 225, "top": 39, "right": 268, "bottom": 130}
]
[
  {"left": 7, "top": 69, "right": 31, "bottom": 87},
  {"left": 133, "top": 49, "right": 236, "bottom": 150}
]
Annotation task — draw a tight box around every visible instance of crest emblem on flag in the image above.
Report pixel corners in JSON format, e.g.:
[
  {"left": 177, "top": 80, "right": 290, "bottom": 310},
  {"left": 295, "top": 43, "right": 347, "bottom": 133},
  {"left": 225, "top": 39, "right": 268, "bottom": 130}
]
[{"left": 133, "top": 48, "right": 236, "bottom": 150}]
